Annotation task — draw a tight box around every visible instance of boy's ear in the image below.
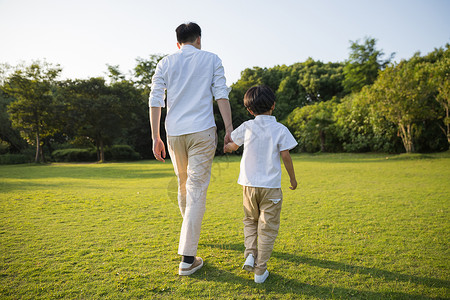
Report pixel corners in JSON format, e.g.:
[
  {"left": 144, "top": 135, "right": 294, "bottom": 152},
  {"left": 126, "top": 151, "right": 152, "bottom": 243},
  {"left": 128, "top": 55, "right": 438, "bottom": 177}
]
[
  {"left": 247, "top": 107, "right": 255, "bottom": 116},
  {"left": 177, "top": 42, "right": 181, "bottom": 49},
  {"left": 271, "top": 102, "right": 276, "bottom": 111}
]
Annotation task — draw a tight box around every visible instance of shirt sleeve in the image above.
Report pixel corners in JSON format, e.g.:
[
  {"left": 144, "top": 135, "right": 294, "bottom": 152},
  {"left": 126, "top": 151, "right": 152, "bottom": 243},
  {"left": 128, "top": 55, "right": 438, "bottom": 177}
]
[
  {"left": 211, "top": 55, "right": 231, "bottom": 100},
  {"left": 279, "top": 126, "right": 298, "bottom": 151},
  {"left": 149, "top": 59, "right": 166, "bottom": 108},
  {"left": 230, "top": 123, "right": 246, "bottom": 146}
]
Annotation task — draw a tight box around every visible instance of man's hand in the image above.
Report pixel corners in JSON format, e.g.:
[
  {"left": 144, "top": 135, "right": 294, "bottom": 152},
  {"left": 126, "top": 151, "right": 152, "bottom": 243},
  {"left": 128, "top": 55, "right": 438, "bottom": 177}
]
[
  {"left": 289, "top": 178, "right": 298, "bottom": 190},
  {"left": 152, "top": 138, "right": 166, "bottom": 162},
  {"left": 223, "top": 131, "right": 232, "bottom": 152}
]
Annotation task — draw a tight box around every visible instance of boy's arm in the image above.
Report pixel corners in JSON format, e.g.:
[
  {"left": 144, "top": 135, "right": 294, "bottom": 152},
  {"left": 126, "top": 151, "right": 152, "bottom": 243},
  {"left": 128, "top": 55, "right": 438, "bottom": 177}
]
[
  {"left": 224, "top": 141, "right": 239, "bottom": 153},
  {"left": 280, "top": 150, "right": 297, "bottom": 190}
]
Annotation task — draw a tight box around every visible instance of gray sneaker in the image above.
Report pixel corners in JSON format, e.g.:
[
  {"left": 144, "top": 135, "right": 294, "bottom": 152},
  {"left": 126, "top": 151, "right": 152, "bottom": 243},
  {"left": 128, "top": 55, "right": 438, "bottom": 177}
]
[
  {"left": 242, "top": 254, "right": 255, "bottom": 272},
  {"left": 179, "top": 257, "right": 203, "bottom": 276}
]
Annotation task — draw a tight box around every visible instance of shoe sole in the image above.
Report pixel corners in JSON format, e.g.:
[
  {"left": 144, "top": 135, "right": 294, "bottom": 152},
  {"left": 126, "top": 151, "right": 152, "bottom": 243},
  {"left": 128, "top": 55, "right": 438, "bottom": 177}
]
[
  {"left": 179, "top": 260, "right": 203, "bottom": 276},
  {"left": 242, "top": 264, "right": 254, "bottom": 272}
]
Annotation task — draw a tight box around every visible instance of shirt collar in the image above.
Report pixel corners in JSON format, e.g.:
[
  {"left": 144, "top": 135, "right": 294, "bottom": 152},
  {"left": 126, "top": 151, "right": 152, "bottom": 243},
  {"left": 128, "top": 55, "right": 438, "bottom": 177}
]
[
  {"left": 180, "top": 44, "right": 199, "bottom": 52},
  {"left": 254, "top": 115, "right": 276, "bottom": 122}
]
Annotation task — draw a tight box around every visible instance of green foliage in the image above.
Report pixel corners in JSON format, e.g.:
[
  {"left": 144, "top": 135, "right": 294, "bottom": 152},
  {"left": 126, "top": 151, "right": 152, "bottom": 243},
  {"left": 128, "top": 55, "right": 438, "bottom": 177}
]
[
  {"left": 369, "top": 56, "right": 441, "bottom": 153},
  {"left": 2, "top": 61, "right": 62, "bottom": 162},
  {"left": 51, "top": 148, "right": 97, "bottom": 162},
  {"left": 108, "top": 145, "right": 141, "bottom": 161},
  {"left": 334, "top": 89, "right": 403, "bottom": 153},
  {"left": 343, "top": 37, "right": 393, "bottom": 93},
  {"left": 285, "top": 100, "right": 338, "bottom": 152},
  {"left": 230, "top": 59, "right": 345, "bottom": 122},
  {"left": 0, "top": 153, "right": 32, "bottom": 164},
  {"left": 51, "top": 145, "right": 141, "bottom": 162},
  {"left": 132, "top": 54, "right": 166, "bottom": 94},
  {"left": 1, "top": 44, "right": 449, "bottom": 158}
]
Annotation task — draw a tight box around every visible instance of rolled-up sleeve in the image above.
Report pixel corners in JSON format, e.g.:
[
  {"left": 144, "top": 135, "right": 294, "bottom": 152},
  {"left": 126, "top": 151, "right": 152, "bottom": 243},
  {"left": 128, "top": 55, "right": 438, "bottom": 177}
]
[
  {"left": 149, "top": 59, "right": 166, "bottom": 108},
  {"left": 211, "top": 55, "right": 231, "bottom": 100},
  {"left": 230, "top": 123, "right": 246, "bottom": 146}
]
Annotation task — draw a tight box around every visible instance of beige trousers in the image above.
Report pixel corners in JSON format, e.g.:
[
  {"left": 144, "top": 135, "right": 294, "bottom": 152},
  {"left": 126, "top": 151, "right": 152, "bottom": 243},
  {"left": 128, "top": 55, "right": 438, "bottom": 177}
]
[
  {"left": 167, "top": 127, "right": 217, "bottom": 256},
  {"left": 243, "top": 186, "right": 283, "bottom": 275}
]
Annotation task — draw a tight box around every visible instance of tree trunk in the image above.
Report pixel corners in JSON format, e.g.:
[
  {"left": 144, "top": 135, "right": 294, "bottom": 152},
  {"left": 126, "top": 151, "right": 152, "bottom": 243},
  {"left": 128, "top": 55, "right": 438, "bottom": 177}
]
[
  {"left": 96, "top": 140, "right": 100, "bottom": 161},
  {"left": 100, "top": 139, "right": 105, "bottom": 163},
  {"left": 398, "top": 123, "right": 415, "bottom": 153},
  {"left": 319, "top": 130, "right": 326, "bottom": 152},
  {"left": 35, "top": 131, "right": 40, "bottom": 163}
]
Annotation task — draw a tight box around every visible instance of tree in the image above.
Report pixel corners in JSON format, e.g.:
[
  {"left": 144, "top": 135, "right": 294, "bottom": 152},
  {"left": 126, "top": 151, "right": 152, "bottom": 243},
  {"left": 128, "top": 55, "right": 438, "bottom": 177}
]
[
  {"left": 285, "top": 100, "right": 336, "bottom": 152},
  {"left": 430, "top": 48, "right": 450, "bottom": 148},
  {"left": 106, "top": 64, "right": 125, "bottom": 83},
  {"left": 334, "top": 88, "right": 402, "bottom": 153},
  {"left": 0, "top": 89, "right": 27, "bottom": 153},
  {"left": 3, "top": 61, "right": 62, "bottom": 162},
  {"left": 132, "top": 54, "right": 166, "bottom": 93},
  {"left": 64, "top": 78, "right": 124, "bottom": 162},
  {"left": 369, "top": 57, "right": 439, "bottom": 153},
  {"left": 343, "top": 37, "right": 394, "bottom": 93}
]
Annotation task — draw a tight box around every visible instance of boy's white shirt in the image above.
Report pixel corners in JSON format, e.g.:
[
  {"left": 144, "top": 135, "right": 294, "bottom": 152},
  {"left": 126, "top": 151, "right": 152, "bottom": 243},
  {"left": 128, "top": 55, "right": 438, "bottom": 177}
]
[{"left": 231, "top": 115, "right": 297, "bottom": 188}]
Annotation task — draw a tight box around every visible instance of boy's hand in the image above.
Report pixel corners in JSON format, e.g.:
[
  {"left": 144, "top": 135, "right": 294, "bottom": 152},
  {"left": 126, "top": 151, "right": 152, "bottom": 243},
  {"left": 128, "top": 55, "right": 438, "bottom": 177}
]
[{"left": 289, "top": 178, "right": 297, "bottom": 190}]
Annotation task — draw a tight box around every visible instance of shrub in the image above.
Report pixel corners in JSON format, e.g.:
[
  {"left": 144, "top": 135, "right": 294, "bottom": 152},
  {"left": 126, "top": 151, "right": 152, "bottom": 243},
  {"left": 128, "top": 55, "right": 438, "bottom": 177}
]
[
  {"left": 0, "top": 154, "right": 33, "bottom": 164},
  {"left": 52, "top": 148, "right": 97, "bottom": 162},
  {"left": 107, "top": 145, "right": 141, "bottom": 161}
]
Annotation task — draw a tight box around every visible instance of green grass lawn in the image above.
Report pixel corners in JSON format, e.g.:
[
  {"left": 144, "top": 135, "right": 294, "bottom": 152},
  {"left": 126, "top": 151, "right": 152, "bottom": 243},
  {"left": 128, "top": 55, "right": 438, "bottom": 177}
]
[{"left": 0, "top": 153, "right": 449, "bottom": 299}]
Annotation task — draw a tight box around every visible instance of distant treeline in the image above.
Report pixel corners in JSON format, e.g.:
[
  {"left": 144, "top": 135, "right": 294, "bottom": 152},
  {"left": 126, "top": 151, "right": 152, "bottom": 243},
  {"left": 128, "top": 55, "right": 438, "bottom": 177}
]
[{"left": 0, "top": 38, "right": 448, "bottom": 163}]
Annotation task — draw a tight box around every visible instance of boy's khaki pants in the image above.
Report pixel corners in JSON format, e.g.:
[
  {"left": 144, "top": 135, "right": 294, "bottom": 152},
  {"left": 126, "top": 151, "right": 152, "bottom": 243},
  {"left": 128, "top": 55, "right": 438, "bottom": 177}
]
[
  {"left": 167, "top": 127, "right": 217, "bottom": 257},
  {"left": 243, "top": 186, "right": 283, "bottom": 275}
]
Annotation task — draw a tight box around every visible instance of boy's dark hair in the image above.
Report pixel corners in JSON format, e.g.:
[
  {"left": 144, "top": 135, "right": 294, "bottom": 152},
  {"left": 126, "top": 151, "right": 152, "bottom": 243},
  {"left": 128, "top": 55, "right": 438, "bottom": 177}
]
[
  {"left": 176, "top": 22, "right": 201, "bottom": 44},
  {"left": 244, "top": 85, "right": 276, "bottom": 115}
]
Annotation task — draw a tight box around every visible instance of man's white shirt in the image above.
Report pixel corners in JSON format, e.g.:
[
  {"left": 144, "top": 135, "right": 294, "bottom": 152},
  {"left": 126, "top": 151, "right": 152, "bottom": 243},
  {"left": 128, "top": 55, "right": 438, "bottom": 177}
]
[{"left": 149, "top": 45, "right": 230, "bottom": 136}]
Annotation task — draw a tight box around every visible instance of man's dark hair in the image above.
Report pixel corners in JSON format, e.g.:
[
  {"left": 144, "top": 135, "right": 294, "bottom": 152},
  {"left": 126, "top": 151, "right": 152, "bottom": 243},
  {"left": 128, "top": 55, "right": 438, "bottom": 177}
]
[
  {"left": 244, "top": 85, "right": 276, "bottom": 115},
  {"left": 176, "top": 22, "right": 201, "bottom": 44}
]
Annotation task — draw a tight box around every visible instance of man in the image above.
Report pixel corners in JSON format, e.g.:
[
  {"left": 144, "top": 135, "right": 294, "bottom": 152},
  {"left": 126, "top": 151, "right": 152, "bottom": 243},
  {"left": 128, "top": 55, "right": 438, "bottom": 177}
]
[{"left": 149, "top": 22, "right": 233, "bottom": 276}]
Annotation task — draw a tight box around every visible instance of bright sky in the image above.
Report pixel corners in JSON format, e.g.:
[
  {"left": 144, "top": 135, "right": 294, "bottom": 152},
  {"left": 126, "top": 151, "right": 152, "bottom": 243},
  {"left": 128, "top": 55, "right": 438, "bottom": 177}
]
[{"left": 0, "top": 0, "right": 449, "bottom": 84}]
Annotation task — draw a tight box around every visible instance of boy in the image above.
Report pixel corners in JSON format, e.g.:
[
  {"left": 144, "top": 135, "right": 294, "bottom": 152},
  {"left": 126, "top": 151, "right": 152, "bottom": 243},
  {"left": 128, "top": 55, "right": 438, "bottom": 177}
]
[{"left": 224, "top": 85, "right": 298, "bottom": 283}]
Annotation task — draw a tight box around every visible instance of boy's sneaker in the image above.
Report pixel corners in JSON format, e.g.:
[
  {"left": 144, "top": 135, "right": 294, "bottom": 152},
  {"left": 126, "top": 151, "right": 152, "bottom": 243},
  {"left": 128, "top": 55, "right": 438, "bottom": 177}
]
[
  {"left": 254, "top": 270, "right": 269, "bottom": 283},
  {"left": 179, "top": 257, "right": 203, "bottom": 276},
  {"left": 242, "top": 254, "right": 255, "bottom": 272}
]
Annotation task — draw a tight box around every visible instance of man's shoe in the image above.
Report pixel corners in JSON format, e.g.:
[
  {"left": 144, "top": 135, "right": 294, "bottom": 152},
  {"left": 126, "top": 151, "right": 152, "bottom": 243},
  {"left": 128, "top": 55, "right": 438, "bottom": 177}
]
[
  {"left": 179, "top": 257, "right": 203, "bottom": 276},
  {"left": 254, "top": 270, "right": 269, "bottom": 283},
  {"left": 242, "top": 254, "right": 254, "bottom": 272}
]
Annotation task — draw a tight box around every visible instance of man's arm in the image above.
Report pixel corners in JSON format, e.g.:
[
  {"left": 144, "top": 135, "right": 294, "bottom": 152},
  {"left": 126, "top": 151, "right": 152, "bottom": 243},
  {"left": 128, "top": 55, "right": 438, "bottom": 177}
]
[
  {"left": 280, "top": 150, "right": 297, "bottom": 190},
  {"left": 150, "top": 106, "right": 166, "bottom": 162},
  {"left": 216, "top": 99, "right": 233, "bottom": 151}
]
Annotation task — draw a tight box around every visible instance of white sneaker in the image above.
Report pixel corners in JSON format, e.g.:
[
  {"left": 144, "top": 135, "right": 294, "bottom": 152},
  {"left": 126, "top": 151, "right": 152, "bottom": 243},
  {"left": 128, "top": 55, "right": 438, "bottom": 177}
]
[
  {"left": 254, "top": 270, "right": 269, "bottom": 283},
  {"left": 242, "top": 254, "right": 254, "bottom": 272}
]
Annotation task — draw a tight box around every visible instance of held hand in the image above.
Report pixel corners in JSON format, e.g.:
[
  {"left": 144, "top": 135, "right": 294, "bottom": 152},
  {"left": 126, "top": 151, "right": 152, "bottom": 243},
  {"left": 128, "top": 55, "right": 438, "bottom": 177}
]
[
  {"left": 152, "top": 138, "right": 166, "bottom": 162},
  {"left": 223, "top": 132, "right": 232, "bottom": 152},
  {"left": 224, "top": 143, "right": 233, "bottom": 153},
  {"left": 289, "top": 178, "right": 297, "bottom": 190},
  {"left": 224, "top": 131, "right": 232, "bottom": 145}
]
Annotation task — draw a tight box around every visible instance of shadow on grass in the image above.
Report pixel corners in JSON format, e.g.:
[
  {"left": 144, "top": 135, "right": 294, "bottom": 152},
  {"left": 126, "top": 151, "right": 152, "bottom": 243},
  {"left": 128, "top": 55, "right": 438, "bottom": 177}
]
[
  {"left": 192, "top": 263, "right": 439, "bottom": 299},
  {"left": 201, "top": 243, "right": 448, "bottom": 298}
]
